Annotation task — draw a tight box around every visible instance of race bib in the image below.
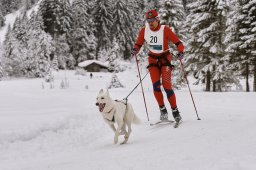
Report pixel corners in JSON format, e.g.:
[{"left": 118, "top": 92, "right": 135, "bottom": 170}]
[{"left": 144, "top": 24, "right": 165, "bottom": 53}]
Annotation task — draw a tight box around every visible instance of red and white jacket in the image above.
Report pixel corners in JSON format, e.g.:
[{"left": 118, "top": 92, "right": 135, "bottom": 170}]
[{"left": 134, "top": 23, "right": 184, "bottom": 56}]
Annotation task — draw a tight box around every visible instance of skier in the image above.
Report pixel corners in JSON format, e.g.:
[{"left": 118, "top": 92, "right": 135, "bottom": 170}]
[{"left": 132, "top": 9, "right": 184, "bottom": 124}]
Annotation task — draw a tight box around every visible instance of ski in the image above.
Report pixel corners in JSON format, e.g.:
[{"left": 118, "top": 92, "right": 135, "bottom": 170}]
[
  {"left": 173, "top": 120, "right": 182, "bottom": 128},
  {"left": 150, "top": 120, "right": 174, "bottom": 126}
]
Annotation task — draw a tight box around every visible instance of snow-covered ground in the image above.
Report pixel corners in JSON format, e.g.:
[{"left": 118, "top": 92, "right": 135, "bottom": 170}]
[{"left": 0, "top": 66, "right": 256, "bottom": 170}]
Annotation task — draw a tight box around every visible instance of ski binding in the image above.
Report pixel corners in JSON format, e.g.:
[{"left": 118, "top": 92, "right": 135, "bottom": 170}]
[{"left": 150, "top": 120, "right": 174, "bottom": 126}]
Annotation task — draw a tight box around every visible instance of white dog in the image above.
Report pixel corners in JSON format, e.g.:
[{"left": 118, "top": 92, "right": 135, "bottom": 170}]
[{"left": 96, "top": 89, "right": 140, "bottom": 144}]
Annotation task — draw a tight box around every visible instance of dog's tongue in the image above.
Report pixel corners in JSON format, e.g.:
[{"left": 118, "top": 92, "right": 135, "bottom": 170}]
[{"left": 99, "top": 103, "right": 105, "bottom": 112}]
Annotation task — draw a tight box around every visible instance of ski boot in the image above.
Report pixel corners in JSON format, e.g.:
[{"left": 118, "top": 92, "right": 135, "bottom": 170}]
[
  {"left": 160, "top": 105, "right": 168, "bottom": 121},
  {"left": 172, "top": 108, "right": 182, "bottom": 123}
]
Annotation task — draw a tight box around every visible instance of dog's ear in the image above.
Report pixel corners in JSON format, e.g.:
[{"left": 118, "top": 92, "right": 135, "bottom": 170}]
[{"left": 99, "top": 89, "right": 104, "bottom": 94}]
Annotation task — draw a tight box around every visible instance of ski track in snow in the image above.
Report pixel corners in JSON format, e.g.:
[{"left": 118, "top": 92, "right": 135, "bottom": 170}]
[{"left": 0, "top": 68, "right": 256, "bottom": 170}]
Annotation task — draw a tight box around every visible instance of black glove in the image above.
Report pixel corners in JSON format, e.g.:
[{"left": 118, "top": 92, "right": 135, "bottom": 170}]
[
  {"left": 177, "top": 52, "right": 184, "bottom": 60},
  {"left": 131, "top": 47, "right": 139, "bottom": 56}
]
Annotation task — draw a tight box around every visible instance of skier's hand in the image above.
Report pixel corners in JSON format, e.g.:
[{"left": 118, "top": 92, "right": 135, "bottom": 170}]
[
  {"left": 131, "top": 47, "right": 139, "bottom": 56},
  {"left": 177, "top": 52, "right": 184, "bottom": 60}
]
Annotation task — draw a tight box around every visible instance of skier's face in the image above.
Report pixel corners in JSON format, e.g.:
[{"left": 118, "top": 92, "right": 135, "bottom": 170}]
[{"left": 148, "top": 18, "right": 158, "bottom": 30}]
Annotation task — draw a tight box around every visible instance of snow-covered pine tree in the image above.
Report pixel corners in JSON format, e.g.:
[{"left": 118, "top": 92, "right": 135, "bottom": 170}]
[
  {"left": 98, "top": 48, "right": 108, "bottom": 62},
  {"left": 182, "top": 0, "right": 196, "bottom": 14},
  {"left": 107, "top": 38, "right": 120, "bottom": 72},
  {"left": 242, "top": 0, "right": 256, "bottom": 92},
  {"left": 12, "top": 13, "right": 29, "bottom": 45},
  {"left": 2, "top": 25, "right": 25, "bottom": 77},
  {"left": 24, "top": 0, "right": 32, "bottom": 10},
  {"left": 0, "top": 2, "right": 5, "bottom": 27},
  {"left": 39, "top": 0, "right": 61, "bottom": 37},
  {"left": 58, "top": 0, "right": 72, "bottom": 35},
  {"left": 55, "top": 34, "right": 75, "bottom": 69},
  {"left": 159, "top": 0, "right": 185, "bottom": 31},
  {"left": 0, "top": 45, "right": 3, "bottom": 79},
  {"left": 128, "top": 0, "right": 145, "bottom": 31},
  {"left": 1, "top": 0, "right": 22, "bottom": 15},
  {"left": 108, "top": 73, "right": 124, "bottom": 89},
  {"left": 11, "top": 12, "right": 42, "bottom": 77},
  {"left": 186, "top": 0, "right": 228, "bottom": 91},
  {"left": 26, "top": 10, "right": 55, "bottom": 77},
  {"left": 145, "top": 0, "right": 160, "bottom": 10},
  {"left": 2, "top": 13, "right": 31, "bottom": 77},
  {"left": 69, "top": 0, "right": 96, "bottom": 64},
  {"left": 0, "top": 62, "right": 3, "bottom": 80},
  {"left": 224, "top": 0, "right": 251, "bottom": 91},
  {"left": 86, "top": 33, "right": 97, "bottom": 60},
  {"left": 159, "top": 0, "right": 187, "bottom": 49},
  {"left": 112, "top": 0, "right": 136, "bottom": 59},
  {"left": 92, "top": 0, "right": 113, "bottom": 59},
  {"left": 39, "top": 0, "right": 73, "bottom": 72}
]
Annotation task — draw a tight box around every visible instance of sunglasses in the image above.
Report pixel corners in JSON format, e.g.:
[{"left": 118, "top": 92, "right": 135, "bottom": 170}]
[{"left": 147, "top": 17, "right": 156, "bottom": 23}]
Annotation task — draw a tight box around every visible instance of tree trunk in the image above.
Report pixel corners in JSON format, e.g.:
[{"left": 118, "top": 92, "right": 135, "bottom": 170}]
[
  {"left": 254, "top": 60, "right": 256, "bottom": 92},
  {"left": 212, "top": 64, "right": 216, "bottom": 92},
  {"left": 246, "top": 61, "right": 250, "bottom": 92},
  {"left": 213, "top": 80, "right": 216, "bottom": 92},
  {"left": 206, "top": 70, "right": 211, "bottom": 91}
]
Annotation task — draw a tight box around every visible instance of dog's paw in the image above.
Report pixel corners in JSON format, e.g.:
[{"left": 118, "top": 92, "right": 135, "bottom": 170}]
[
  {"left": 114, "top": 136, "right": 118, "bottom": 144},
  {"left": 120, "top": 141, "right": 127, "bottom": 145},
  {"left": 120, "top": 136, "right": 128, "bottom": 145}
]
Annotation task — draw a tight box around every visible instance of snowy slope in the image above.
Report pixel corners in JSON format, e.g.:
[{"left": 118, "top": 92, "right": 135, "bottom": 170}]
[
  {"left": 0, "top": 11, "right": 20, "bottom": 43},
  {"left": 0, "top": 66, "right": 256, "bottom": 170},
  {"left": 0, "top": 0, "right": 42, "bottom": 43}
]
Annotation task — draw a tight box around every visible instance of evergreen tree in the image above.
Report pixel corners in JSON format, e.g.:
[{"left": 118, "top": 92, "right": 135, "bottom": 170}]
[
  {"left": 0, "top": 62, "right": 3, "bottom": 79},
  {"left": 55, "top": 34, "right": 75, "bottom": 69},
  {"left": 12, "top": 12, "right": 29, "bottom": 45},
  {"left": 107, "top": 38, "right": 120, "bottom": 72},
  {"left": 225, "top": 0, "right": 250, "bottom": 91},
  {"left": 146, "top": 0, "right": 160, "bottom": 10},
  {"left": 39, "top": 0, "right": 61, "bottom": 37},
  {"left": 129, "top": 0, "right": 145, "bottom": 31},
  {"left": 92, "top": 0, "right": 113, "bottom": 59},
  {"left": 70, "top": 0, "right": 96, "bottom": 64},
  {"left": 2, "top": 10, "right": 55, "bottom": 78},
  {"left": 0, "top": 2, "right": 5, "bottom": 27},
  {"left": 0, "top": 44, "right": 3, "bottom": 79},
  {"left": 186, "top": 0, "right": 228, "bottom": 91},
  {"left": 243, "top": 0, "right": 256, "bottom": 91},
  {"left": 27, "top": 11, "right": 55, "bottom": 77},
  {"left": 159, "top": 0, "right": 185, "bottom": 27},
  {"left": 183, "top": 0, "right": 197, "bottom": 13},
  {"left": 24, "top": 0, "right": 32, "bottom": 10},
  {"left": 112, "top": 0, "right": 135, "bottom": 59},
  {"left": 108, "top": 73, "right": 124, "bottom": 89},
  {"left": 1, "top": 0, "right": 22, "bottom": 15},
  {"left": 159, "top": 0, "right": 186, "bottom": 50},
  {"left": 23, "top": 0, "right": 38, "bottom": 10},
  {"left": 3, "top": 25, "right": 25, "bottom": 77},
  {"left": 58, "top": 0, "right": 72, "bottom": 35}
]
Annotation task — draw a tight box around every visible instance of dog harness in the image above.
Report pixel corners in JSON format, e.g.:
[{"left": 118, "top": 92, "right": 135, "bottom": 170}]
[{"left": 104, "top": 100, "right": 128, "bottom": 123}]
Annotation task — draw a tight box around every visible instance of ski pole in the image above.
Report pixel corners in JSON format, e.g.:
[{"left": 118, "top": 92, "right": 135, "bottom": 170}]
[
  {"left": 179, "top": 58, "right": 201, "bottom": 120},
  {"left": 134, "top": 54, "right": 150, "bottom": 121},
  {"left": 124, "top": 71, "right": 149, "bottom": 100}
]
